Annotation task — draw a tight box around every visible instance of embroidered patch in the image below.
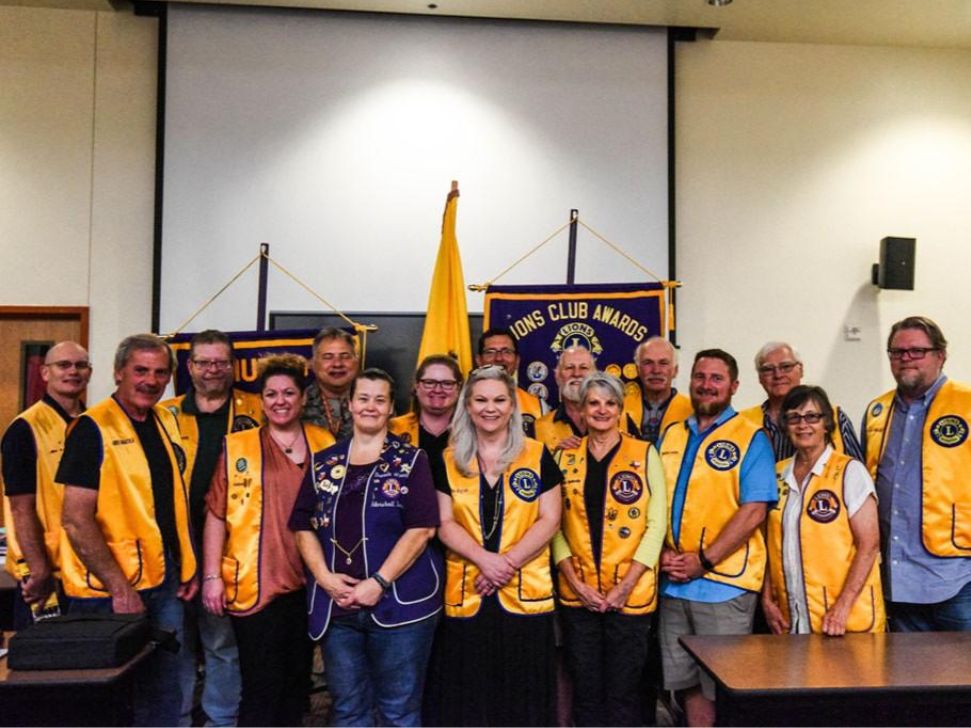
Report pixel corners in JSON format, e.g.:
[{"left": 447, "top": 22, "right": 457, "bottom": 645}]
[
  {"left": 705, "top": 440, "right": 740, "bottom": 471},
  {"left": 509, "top": 468, "right": 541, "bottom": 502},
  {"left": 232, "top": 415, "right": 260, "bottom": 432},
  {"left": 382, "top": 478, "right": 402, "bottom": 499},
  {"left": 870, "top": 402, "right": 884, "bottom": 417},
  {"left": 931, "top": 415, "right": 969, "bottom": 448},
  {"left": 609, "top": 471, "right": 643, "bottom": 505},
  {"left": 235, "top": 458, "right": 248, "bottom": 473},
  {"left": 806, "top": 489, "right": 841, "bottom": 524}
]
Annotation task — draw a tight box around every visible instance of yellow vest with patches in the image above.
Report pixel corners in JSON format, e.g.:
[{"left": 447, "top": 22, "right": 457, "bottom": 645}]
[
  {"left": 623, "top": 389, "right": 692, "bottom": 441},
  {"left": 161, "top": 389, "right": 262, "bottom": 488},
  {"left": 740, "top": 403, "right": 848, "bottom": 455},
  {"left": 767, "top": 453, "right": 885, "bottom": 633},
  {"left": 517, "top": 388, "right": 544, "bottom": 433},
  {"left": 535, "top": 409, "right": 580, "bottom": 453},
  {"left": 2, "top": 401, "right": 71, "bottom": 579},
  {"left": 557, "top": 435, "right": 658, "bottom": 614},
  {"left": 864, "top": 380, "right": 971, "bottom": 558},
  {"left": 389, "top": 412, "right": 420, "bottom": 445},
  {"left": 660, "top": 415, "right": 767, "bottom": 592},
  {"left": 59, "top": 398, "right": 197, "bottom": 598},
  {"left": 443, "top": 438, "right": 555, "bottom": 617},
  {"left": 220, "top": 424, "right": 334, "bottom": 613}
]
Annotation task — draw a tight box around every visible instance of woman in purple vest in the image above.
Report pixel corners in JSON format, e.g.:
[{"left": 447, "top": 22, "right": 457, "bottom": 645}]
[{"left": 289, "top": 368, "right": 443, "bottom": 726}]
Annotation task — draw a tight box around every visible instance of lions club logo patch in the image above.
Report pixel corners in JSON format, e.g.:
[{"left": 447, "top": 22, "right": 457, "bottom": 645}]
[
  {"left": 509, "top": 468, "right": 540, "bottom": 502},
  {"left": 705, "top": 441, "right": 740, "bottom": 471},
  {"left": 382, "top": 478, "right": 402, "bottom": 498},
  {"left": 931, "top": 415, "right": 969, "bottom": 448},
  {"left": 609, "top": 471, "right": 643, "bottom": 505},
  {"left": 807, "top": 489, "right": 841, "bottom": 524}
]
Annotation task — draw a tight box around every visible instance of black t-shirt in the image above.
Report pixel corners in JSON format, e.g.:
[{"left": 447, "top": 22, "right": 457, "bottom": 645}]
[
  {"left": 418, "top": 425, "right": 450, "bottom": 492},
  {"left": 181, "top": 392, "right": 232, "bottom": 540},
  {"left": 56, "top": 408, "right": 181, "bottom": 562},
  {"left": 437, "top": 447, "right": 562, "bottom": 553},
  {"left": 583, "top": 440, "right": 622, "bottom": 567},
  {"left": 1, "top": 395, "right": 75, "bottom": 497}
]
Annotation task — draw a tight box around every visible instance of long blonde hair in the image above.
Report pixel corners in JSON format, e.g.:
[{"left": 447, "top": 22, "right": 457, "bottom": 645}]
[{"left": 449, "top": 366, "right": 525, "bottom": 477}]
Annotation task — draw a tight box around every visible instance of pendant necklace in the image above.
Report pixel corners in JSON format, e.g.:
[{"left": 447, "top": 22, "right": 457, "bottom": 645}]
[
  {"left": 271, "top": 429, "right": 302, "bottom": 454},
  {"left": 331, "top": 537, "right": 368, "bottom": 565}
]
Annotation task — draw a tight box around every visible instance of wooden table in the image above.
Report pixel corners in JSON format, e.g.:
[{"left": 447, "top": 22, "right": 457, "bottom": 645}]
[
  {"left": 680, "top": 632, "right": 971, "bottom": 726},
  {"left": 0, "top": 631, "right": 154, "bottom": 726}
]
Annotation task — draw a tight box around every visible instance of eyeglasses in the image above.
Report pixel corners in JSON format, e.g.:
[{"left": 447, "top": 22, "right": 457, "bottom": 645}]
[
  {"left": 887, "top": 347, "right": 938, "bottom": 361},
  {"left": 191, "top": 358, "right": 232, "bottom": 371},
  {"left": 418, "top": 378, "right": 459, "bottom": 391},
  {"left": 758, "top": 362, "right": 800, "bottom": 376},
  {"left": 481, "top": 347, "right": 516, "bottom": 358},
  {"left": 783, "top": 412, "right": 825, "bottom": 425},
  {"left": 318, "top": 352, "right": 356, "bottom": 362},
  {"left": 48, "top": 360, "right": 91, "bottom": 371}
]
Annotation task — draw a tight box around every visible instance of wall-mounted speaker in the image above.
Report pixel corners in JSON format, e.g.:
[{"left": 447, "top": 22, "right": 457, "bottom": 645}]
[{"left": 871, "top": 236, "right": 915, "bottom": 290}]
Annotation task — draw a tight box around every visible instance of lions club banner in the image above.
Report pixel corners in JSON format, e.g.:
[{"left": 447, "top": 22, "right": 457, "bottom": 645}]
[
  {"left": 168, "top": 329, "right": 318, "bottom": 395},
  {"left": 483, "top": 283, "right": 667, "bottom": 407}
]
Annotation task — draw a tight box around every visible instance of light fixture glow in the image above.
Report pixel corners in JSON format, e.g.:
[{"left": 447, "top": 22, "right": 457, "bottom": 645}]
[{"left": 708, "top": 0, "right": 733, "bottom": 6}]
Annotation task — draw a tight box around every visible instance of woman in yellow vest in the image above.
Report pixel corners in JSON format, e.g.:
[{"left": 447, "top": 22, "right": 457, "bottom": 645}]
[
  {"left": 431, "top": 365, "right": 563, "bottom": 726},
  {"left": 762, "top": 385, "right": 885, "bottom": 635},
  {"left": 201, "top": 354, "right": 335, "bottom": 726},
  {"left": 552, "top": 371, "right": 667, "bottom": 726}
]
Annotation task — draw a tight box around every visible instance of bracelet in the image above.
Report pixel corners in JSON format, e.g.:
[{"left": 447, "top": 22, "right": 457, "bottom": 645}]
[
  {"left": 371, "top": 572, "right": 392, "bottom": 591},
  {"left": 698, "top": 548, "right": 715, "bottom": 572},
  {"left": 202, "top": 574, "right": 221, "bottom": 582}
]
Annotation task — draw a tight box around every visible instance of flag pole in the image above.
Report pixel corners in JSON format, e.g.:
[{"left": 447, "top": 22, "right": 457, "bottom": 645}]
[
  {"left": 566, "top": 209, "right": 579, "bottom": 284},
  {"left": 256, "top": 242, "right": 269, "bottom": 332}
]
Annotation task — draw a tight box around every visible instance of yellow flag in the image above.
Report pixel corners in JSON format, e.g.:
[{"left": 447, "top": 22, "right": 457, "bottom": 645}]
[{"left": 417, "top": 181, "right": 473, "bottom": 374}]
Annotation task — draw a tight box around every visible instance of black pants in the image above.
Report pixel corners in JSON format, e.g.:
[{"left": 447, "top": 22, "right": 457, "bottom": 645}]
[
  {"left": 561, "top": 606, "right": 653, "bottom": 727},
  {"left": 232, "top": 589, "right": 314, "bottom": 727}
]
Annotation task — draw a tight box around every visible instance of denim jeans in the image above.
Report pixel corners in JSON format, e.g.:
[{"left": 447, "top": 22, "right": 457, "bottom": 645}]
[
  {"left": 323, "top": 611, "right": 439, "bottom": 727},
  {"left": 178, "top": 595, "right": 241, "bottom": 726},
  {"left": 68, "top": 561, "right": 185, "bottom": 727},
  {"left": 889, "top": 578, "right": 971, "bottom": 632}
]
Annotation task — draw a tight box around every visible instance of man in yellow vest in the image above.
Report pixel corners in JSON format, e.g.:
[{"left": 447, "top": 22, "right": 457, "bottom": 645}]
[
  {"left": 58, "top": 334, "right": 197, "bottom": 727},
  {"left": 740, "top": 341, "right": 863, "bottom": 462},
  {"left": 161, "top": 330, "right": 259, "bottom": 726},
  {"left": 657, "top": 349, "right": 777, "bottom": 727},
  {"left": 534, "top": 345, "right": 596, "bottom": 452},
  {"left": 624, "top": 336, "right": 693, "bottom": 446},
  {"left": 302, "top": 327, "right": 360, "bottom": 439},
  {"left": 864, "top": 316, "right": 971, "bottom": 632},
  {"left": 1, "top": 341, "right": 91, "bottom": 627},
  {"left": 475, "top": 327, "right": 547, "bottom": 437}
]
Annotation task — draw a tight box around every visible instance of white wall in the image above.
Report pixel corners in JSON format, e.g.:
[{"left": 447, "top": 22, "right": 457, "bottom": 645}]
[
  {"left": 0, "top": 6, "right": 158, "bottom": 401},
  {"left": 676, "top": 39, "right": 971, "bottom": 426}
]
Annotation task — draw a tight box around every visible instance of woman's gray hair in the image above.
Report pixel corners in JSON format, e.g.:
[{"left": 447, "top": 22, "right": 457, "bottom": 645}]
[
  {"left": 578, "top": 371, "right": 625, "bottom": 407},
  {"left": 449, "top": 366, "right": 525, "bottom": 477}
]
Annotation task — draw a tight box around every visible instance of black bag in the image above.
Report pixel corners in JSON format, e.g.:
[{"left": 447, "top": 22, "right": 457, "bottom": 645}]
[{"left": 7, "top": 613, "right": 151, "bottom": 670}]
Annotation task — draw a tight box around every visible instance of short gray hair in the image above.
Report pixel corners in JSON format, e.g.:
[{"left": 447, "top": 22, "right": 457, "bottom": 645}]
[
  {"left": 114, "top": 334, "right": 175, "bottom": 373},
  {"left": 754, "top": 341, "right": 801, "bottom": 370},
  {"left": 633, "top": 336, "right": 678, "bottom": 366},
  {"left": 578, "top": 371, "right": 624, "bottom": 406},
  {"left": 449, "top": 366, "right": 524, "bottom": 478}
]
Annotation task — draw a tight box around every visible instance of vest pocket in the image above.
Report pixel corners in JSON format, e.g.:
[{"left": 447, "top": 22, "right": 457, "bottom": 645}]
[
  {"left": 949, "top": 503, "right": 971, "bottom": 552},
  {"left": 700, "top": 527, "right": 749, "bottom": 578},
  {"left": 613, "top": 561, "right": 656, "bottom": 610},
  {"left": 821, "top": 585, "right": 877, "bottom": 633},
  {"left": 444, "top": 558, "right": 467, "bottom": 608},
  {"left": 86, "top": 539, "right": 144, "bottom": 592},
  {"left": 517, "top": 552, "right": 554, "bottom": 604},
  {"left": 392, "top": 552, "right": 440, "bottom": 605},
  {"left": 555, "top": 557, "right": 584, "bottom": 606},
  {"left": 222, "top": 556, "right": 240, "bottom": 605}
]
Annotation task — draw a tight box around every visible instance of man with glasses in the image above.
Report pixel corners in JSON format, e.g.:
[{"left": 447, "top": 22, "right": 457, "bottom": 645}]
[
  {"left": 536, "top": 345, "right": 596, "bottom": 452},
  {"left": 624, "top": 336, "right": 693, "bottom": 447},
  {"left": 1, "top": 341, "right": 91, "bottom": 627},
  {"left": 475, "top": 327, "right": 546, "bottom": 436},
  {"left": 864, "top": 316, "right": 971, "bottom": 632},
  {"left": 303, "top": 327, "right": 360, "bottom": 439},
  {"left": 161, "top": 329, "right": 259, "bottom": 726},
  {"left": 740, "top": 341, "right": 862, "bottom": 461}
]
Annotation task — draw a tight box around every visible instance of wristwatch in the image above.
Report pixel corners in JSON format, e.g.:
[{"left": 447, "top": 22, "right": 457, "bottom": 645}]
[
  {"left": 371, "top": 572, "right": 392, "bottom": 592},
  {"left": 698, "top": 548, "right": 715, "bottom": 572}
]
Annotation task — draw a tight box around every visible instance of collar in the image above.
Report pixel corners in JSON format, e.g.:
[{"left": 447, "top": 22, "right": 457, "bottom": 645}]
[
  {"left": 781, "top": 444, "right": 833, "bottom": 491},
  {"left": 686, "top": 405, "right": 736, "bottom": 436},
  {"left": 895, "top": 373, "right": 947, "bottom": 409},
  {"left": 180, "top": 386, "right": 233, "bottom": 416},
  {"left": 642, "top": 386, "right": 678, "bottom": 411},
  {"left": 42, "top": 393, "right": 82, "bottom": 424}
]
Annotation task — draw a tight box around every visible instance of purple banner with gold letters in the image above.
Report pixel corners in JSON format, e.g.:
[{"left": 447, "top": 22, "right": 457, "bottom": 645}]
[{"left": 483, "top": 283, "right": 667, "bottom": 408}]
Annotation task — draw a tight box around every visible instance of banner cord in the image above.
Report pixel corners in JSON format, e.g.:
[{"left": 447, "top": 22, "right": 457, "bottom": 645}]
[
  {"left": 167, "top": 252, "right": 261, "bottom": 336},
  {"left": 576, "top": 219, "right": 663, "bottom": 283},
  {"left": 470, "top": 219, "right": 573, "bottom": 290}
]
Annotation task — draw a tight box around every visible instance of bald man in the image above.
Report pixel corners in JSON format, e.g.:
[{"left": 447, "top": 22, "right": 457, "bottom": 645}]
[{"left": 1, "top": 341, "right": 91, "bottom": 625}]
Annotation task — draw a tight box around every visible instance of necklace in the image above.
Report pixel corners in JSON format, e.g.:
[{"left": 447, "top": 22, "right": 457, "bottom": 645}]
[
  {"left": 270, "top": 428, "right": 302, "bottom": 454},
  {"left": 331, "top": 536, "right": 368, "bottom": 565},
  {"left": 478, "top": 455, "right": 503, "bottom": 541}
]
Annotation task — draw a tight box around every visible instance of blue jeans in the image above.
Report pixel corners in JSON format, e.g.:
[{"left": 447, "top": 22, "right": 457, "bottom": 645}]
[
  {"left": 178, "top": 595, "right": 241, "bottom": 726},
  {"left": 323, "top": 611, "right": 439, "bottom": 727},
  {"left": 68, "top": 562, "right": 185, "bottom": 727},
  {"left": 889, "top": 578, "right": 971, "bottom": 632}
]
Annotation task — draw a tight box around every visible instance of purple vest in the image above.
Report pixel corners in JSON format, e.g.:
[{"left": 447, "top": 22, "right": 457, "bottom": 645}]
[{"left": 305, "top": 436, "right": 443, "bottom": 639}]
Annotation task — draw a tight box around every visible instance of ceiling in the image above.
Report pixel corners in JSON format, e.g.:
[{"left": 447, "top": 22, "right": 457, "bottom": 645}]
[{"left": 8, "top": 0, "right": 971, "bottom": 49}]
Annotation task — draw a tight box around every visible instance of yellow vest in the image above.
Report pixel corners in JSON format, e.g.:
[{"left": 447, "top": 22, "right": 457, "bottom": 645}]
[
  {"left": 220, "top": 424, "right": 334, "bottom": 613},
  {"left": 864, "top": 380, "right": 971, "bottom": 558},
  {"left": 623, "top": 389, "right": 693, "bottom": 442},
  {"left": 2, "top": 400, "right": 72, "bottom": 579},
  {"left": 739, "top": 403, "right": 849, "bottom": 455},
  {"left": 767, "top": 452, "right": 885, "bottom": 633},
  {"left": 443, "top": 438, "right": 555, "bottom": 617},
  {"left": 161, "top": 389, "right": 262, "bottom": 488},
  {"left": 660, "top": 415, "right": 767, "bottom": 592},
  {"left": 389, "top": 412, "right": 420, "bottom": 445},
  {"left": 557, "top": 434, "right": 658, "bottom": 615},
  {"left": 59, "top": 397, "right": 197, "bottom": 598},
  {"left": 517, "top": 388, "right": 544, "bottom": 435},
  {"left": 535, "top": 408, "right": 581, "bottom": 453}
]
